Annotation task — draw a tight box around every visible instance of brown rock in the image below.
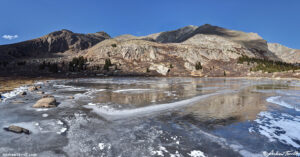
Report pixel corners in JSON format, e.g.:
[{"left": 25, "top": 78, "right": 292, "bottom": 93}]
[
  {"left": 33, "top": 97, "right": 57, "bottom": 108},
  {"left": 29, "top": 86, "right": 38, "bottom": 91},
  {"left": 68, "top": 96, "right": 75, "bottom": 99},
  {"left": 4, "top": 125, "right": 30, "bottom": 134},
  {"left": 36, "top": 85, "right": 42, "bottom": 89},
  {"left": 43, "top": 95, "right": 54, "bottom": 98}
]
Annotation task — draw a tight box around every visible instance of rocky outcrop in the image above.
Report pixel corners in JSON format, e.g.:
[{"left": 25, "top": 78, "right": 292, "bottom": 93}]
[
  {"left": 4, "top": 125, "right": 30, "bottom": 134},
  {"left": 149, "top": 64, "right": 170, "bottom": 76},
  {"left": 33, "top": 97, "right": 57, "bottom": 108}
]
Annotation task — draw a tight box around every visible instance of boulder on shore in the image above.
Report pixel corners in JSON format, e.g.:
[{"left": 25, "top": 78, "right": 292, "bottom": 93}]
[
  {"left": 33, "top": 97, "right": 57, "bottom": 108},
  {"left": 29, "top": 86, "right": 38, "bottom": 91},
  {"left": 4, "top": 125, "right": 30, "bottom": 134},
  {"left": 68, "top": 96, "right": 74, "bottom": 99}
]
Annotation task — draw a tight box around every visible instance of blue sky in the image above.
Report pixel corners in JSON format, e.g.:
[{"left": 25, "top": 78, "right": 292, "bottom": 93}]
[{"left": 0, "top": 0, "right": 299, "bottom": 49}]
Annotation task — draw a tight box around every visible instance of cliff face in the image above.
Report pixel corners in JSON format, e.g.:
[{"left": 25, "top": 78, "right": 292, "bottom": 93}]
[
  {"left": 0, "top": 24, "right": 299, "bottom": 77},
  {"left": 0, "top": 29, "right": 110, "bottom": 60}
]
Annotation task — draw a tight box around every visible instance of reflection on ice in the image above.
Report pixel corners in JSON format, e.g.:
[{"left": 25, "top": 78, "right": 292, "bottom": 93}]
[
  {"left": 85, "top": 91, "right": 228, "bottom": 120},
  {"left": 182, "top": 91, "right": 267, "bottom": 124}
]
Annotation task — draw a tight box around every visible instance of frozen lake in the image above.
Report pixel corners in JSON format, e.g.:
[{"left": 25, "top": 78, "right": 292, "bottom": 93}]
[{"left": 0, "top": 77, "right": 300, "bottom": 157}]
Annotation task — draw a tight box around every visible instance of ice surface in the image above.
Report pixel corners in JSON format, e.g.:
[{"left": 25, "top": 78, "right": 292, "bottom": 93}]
[
  {"left": 250, "top": 111, "right": 300, "bottom": 148},
  {"left": 113, "top": 89, "right": 153, "bottom": 93},
  {"left": 84, "top": 91, "right": 229, "bottom": 120},
  {"left": 267, "top": 96, "right": 300, "bottom": 111}
]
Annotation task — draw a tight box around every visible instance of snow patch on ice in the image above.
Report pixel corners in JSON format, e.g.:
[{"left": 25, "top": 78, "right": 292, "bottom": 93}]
[
  {"left": 57, "top": 120, "right": 64, "bottom": 125},
  {"left": 188, "top": 150, "right": 206, "bottom": 157},
  {"left": 35, "top": 108, "right": 49, "bottom": 112},
  {"left": 250, "top": 111, "right": 300, "bottom": 148},
  {"left": 98, "top": 143, "right": 111, "bottom": 151},
  {"left": 57, "top": 127, "right": 67, "bottom": 134},
  {"left": 149, "top": 146, "right": 169, "bottom": 156}
]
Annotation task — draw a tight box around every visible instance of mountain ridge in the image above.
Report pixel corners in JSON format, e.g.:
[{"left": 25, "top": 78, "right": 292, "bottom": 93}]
[
  {"left": 0, "top": 24, "right": 299, "bottom": 77},
  {"left": 0, "top": 29, "right": 110, "bottom": 60}
]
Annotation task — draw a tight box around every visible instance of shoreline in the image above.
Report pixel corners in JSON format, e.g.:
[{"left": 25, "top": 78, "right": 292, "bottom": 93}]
[{"left": 1, "top": 75, "right": 299, "bottom": 94}]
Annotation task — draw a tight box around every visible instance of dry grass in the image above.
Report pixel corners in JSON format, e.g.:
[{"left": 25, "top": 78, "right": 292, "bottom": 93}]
[
  {"left": 0, "top": 77, "right": 36, "bottom": 93},
  {"left": 0, "top": 77, "right": 55, "bottom": 93}
]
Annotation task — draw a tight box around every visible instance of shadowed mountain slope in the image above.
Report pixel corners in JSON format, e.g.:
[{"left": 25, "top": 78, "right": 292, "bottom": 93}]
[{"left": 0, "top": 29, "right": 110, "bottom": 60}]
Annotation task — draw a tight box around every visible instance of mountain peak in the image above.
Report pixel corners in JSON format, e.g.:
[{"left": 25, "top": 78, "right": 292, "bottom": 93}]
[{"left": 47, "top": 29, "right": 74, "bottom": 37}]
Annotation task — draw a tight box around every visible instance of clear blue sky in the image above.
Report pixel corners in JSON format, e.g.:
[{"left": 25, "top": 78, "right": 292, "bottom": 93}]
[{"left": 0, "top": 0, "right": 299, "bottom": 49}]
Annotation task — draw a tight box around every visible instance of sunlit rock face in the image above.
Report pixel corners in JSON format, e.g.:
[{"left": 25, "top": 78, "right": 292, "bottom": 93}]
[
  {"left": 85, "top": 24, "right": 296, "bottom": 76},
  {"left": 267, "top": 43, "right": 300, "bottom": 63}
]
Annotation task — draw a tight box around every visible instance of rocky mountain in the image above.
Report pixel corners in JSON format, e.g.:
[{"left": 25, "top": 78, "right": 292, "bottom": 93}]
[
  {"left": 267, "top": 43, "right": 300, "bottom": 63},
  {"left": 142, "top": 24, "right": 269, "bottom": 53},
  {"left": 85, "top": 24, "right": 300, "bottom": 76},
  {"left": 0, "top": 29, "right": 110, "bottom": 60},
  {"left": 0, "top": 24, "right": 299, "bottom": 77}
]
